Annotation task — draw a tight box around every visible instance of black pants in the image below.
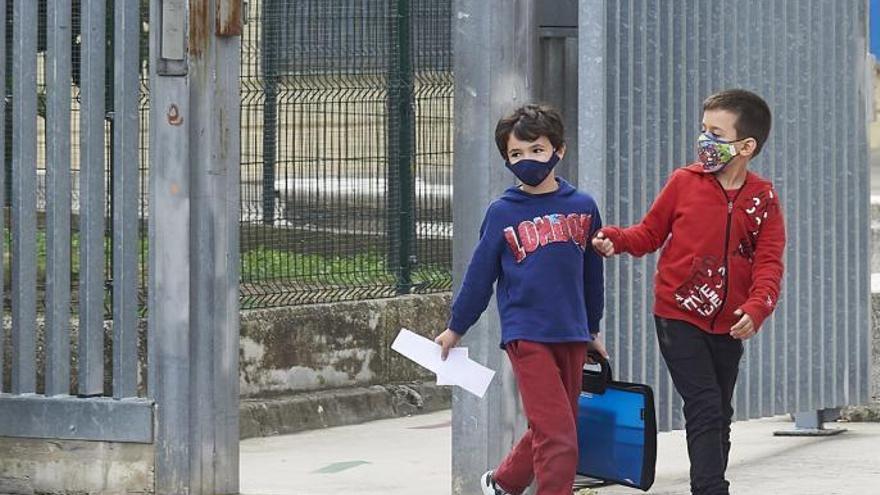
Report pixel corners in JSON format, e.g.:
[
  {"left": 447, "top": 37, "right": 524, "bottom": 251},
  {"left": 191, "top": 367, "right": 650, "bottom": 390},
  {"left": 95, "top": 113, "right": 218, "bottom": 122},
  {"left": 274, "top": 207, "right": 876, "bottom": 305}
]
[{"left": 655, "top": 316, "right": 744, "bottom": 495}]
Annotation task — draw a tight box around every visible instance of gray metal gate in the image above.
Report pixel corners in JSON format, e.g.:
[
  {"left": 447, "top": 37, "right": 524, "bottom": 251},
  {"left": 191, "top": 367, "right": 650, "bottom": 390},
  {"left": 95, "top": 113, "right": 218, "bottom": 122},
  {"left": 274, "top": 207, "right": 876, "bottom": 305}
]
[
  {"left": 0, "top": 0, "right": 150, "bottom": 438},
  {"left": 451, "top": 0, "right": 871, "bottom": 491},
  {"left": 579, "top": 0, "right": 871, "bottom": 431},
  {"left": 0, "top": 1, "right": 241, "bottom": 494}
]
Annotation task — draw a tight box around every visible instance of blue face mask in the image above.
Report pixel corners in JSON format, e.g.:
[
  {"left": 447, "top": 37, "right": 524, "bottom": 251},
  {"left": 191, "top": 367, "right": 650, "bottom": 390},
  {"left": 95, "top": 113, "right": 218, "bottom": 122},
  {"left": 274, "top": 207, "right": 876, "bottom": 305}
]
[{"left": 505, "top": 152, "right": 560, "bottom": 187}]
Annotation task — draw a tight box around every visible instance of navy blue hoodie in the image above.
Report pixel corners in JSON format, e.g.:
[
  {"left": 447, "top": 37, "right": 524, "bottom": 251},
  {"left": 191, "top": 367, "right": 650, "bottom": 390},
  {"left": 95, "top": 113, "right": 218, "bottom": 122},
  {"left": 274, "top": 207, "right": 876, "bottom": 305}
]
[{"left": 448, "top": 178, "right": 604, "bottom": 346}]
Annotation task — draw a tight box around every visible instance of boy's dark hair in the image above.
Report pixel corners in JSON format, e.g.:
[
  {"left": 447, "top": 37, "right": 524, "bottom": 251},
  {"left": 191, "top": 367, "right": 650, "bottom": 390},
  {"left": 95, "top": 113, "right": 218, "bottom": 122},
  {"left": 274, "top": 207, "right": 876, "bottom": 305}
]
[
  {"left": 494, "top": 104, "right": 565, "bottom": 159},
  {"left": 702, "top": 89, "right": 772, "bottom": 157}
]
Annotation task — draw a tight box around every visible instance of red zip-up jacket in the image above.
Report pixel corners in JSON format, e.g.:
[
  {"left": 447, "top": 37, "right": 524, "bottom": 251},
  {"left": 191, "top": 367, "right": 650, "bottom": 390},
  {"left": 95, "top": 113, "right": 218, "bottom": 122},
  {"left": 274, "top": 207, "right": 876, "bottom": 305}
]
[{"left": 599, "top": 164, "right": 786, "bottom": 334}]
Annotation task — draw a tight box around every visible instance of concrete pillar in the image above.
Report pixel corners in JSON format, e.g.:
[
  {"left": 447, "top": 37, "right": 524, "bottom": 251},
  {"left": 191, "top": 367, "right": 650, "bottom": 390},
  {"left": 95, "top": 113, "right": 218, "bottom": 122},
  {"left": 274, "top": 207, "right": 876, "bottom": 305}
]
[{"left": 450, "top": 0, "right": 539, "bottom": 493}]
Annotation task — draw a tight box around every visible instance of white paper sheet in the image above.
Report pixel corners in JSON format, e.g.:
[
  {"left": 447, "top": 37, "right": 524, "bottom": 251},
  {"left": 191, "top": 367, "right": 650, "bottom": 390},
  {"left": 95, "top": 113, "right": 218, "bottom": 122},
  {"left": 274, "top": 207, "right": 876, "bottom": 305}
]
[
  {"left": 436, "top": 348, "right": 467, "bottom": 385},
  {"left": 391, "top": 328, "right": 495, "bottom": 398}
]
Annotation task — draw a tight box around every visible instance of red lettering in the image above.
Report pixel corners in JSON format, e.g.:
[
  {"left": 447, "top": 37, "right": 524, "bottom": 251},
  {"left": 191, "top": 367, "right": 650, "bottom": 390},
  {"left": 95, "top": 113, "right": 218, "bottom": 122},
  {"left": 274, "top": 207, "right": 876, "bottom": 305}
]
[
  {"left": 567, "top": 213, "right": 586, "bottom": 248},
  {"left": 549, "top": 214, "right": 569, "bottom": 242},
  {"left": 535, "top": 216, "right": 553, "bottom": 246},
  {"left": 518, "top": 221, "right": 540, "bottom": 253},
  {"left": 579, "top": 214, "right": 593, "bottom": 247},
  {"left": 503, "top": 227, "right": 526, "bottom": 263}
]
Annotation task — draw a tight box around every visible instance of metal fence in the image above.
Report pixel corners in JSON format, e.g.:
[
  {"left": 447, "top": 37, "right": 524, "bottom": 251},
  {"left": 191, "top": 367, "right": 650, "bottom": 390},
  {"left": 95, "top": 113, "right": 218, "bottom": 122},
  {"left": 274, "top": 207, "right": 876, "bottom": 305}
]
[
  {"left": 1, "top": 3, "right": 241, "bottom": 493},
  {"left": 0, "top": 0, "right": 452, "bottom": 319},
  {"left": 240, "top": 0, "right": 453, "bottom": 309},
  {"left": 0, "top": 1, "right": 151, "bottom": 394},
  {"left": 579, "top": 0, "right": 871, "bottom": 431},
  {"left": 2, "top": 1, "right": 151, "bottom": 322},
  {"left": 0, "top": 0, "right": 151, "bottom": 437}
]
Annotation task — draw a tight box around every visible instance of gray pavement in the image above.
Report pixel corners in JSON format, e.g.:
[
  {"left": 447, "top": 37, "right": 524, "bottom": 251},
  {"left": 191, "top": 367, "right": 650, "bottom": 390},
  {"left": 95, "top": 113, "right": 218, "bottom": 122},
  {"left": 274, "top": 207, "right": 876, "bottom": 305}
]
[{"left": 240, "top": 409, "right": 880, "bottom": 495}]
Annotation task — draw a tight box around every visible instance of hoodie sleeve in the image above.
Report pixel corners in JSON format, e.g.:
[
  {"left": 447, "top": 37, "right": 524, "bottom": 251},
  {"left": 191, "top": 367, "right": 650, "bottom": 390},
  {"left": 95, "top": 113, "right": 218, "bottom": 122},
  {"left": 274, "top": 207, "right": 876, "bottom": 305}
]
[
  {"left": 585, "top": 203, "right": 605, "bottom": 334},
  {"left": 739, "top": 188, "right": 786, "bottom": 331},
  {"left": 600, "top": 170, "right": 680, "bottom": 257},
  {"left": 447, "top": 204, "right": 504, "bottom": 335}
]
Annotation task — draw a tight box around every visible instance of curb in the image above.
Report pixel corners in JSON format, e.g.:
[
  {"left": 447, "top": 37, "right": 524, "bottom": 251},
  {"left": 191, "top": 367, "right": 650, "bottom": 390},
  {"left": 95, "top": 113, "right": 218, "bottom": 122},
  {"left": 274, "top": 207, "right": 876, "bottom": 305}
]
[
  {"left": 841, "top": 400, "right": 880, "bottom": 423},
  {"left": 240, "top": 381, "right": 451, "bottom": 439}
]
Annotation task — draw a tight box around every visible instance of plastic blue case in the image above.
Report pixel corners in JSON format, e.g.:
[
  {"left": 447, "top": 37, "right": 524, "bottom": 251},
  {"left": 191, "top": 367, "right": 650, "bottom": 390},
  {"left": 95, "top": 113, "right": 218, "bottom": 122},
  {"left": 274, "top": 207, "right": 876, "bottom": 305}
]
[{"left": 576, "top": 353, "right": 657, "bottom": 491}]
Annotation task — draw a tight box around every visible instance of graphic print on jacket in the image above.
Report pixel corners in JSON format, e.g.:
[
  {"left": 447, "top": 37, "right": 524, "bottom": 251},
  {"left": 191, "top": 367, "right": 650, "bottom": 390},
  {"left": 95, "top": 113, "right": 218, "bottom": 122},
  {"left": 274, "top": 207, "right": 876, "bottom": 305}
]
[
  {"left": 736, "top": 189, "right": 778, "bottom": 263},
  {"left": 503, "top": 213, "right": 593, "bottom": 263},
  {"left": 674, "top": 256, "right": 726, "bottom": 317}
]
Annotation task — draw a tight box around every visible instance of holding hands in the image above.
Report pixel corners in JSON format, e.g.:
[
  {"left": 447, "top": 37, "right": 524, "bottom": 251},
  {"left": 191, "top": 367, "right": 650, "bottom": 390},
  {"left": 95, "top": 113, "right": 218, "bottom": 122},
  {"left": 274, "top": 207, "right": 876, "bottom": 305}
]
[{"left": 591, "top": 231, "right": 616, "bottom": 257}]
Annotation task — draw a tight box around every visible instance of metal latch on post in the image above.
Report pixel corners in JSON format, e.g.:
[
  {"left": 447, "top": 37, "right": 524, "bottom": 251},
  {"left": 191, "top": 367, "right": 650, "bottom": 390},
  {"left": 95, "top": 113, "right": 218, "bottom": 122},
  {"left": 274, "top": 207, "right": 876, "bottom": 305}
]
[{"left": 158, "top": 0, "right": 187, "bottom": 75}]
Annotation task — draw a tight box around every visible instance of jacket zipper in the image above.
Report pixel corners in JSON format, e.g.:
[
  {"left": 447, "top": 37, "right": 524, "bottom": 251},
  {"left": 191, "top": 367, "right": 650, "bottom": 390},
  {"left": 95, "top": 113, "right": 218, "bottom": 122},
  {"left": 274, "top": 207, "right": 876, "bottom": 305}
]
[{"left": 710, "top": 177, "right": 746, "bottom": 331}]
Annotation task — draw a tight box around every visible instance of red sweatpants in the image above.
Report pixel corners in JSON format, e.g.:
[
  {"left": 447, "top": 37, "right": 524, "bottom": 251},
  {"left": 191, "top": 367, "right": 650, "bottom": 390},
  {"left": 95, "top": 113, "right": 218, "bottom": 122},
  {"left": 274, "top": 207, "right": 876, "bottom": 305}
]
[{"left": 493, "top": 340, "right": 587, "bottom": 495}]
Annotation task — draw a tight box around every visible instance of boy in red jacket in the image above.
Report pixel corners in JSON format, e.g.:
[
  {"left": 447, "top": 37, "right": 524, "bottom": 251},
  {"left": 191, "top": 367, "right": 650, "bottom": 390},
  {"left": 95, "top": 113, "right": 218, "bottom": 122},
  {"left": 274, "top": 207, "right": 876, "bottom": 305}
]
[{"left": 592, "top": 89, "right": 785, "bottom": 495}]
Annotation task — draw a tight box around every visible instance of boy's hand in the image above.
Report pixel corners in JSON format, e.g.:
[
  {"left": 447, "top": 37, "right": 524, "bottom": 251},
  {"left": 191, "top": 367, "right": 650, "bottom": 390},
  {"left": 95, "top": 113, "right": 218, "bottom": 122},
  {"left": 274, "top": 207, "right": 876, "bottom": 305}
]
[
  {"left": 730, "top": 309, "right": 756, "bottom": 340},
  {"left": 434, "top": 328, "right": 462, "bottom": 360},
  {"left": 585, "top": 334, "right": 609, "bottom": 363},
  {"left": 591, "top": 231, "right": 616, "bottom": 257}
]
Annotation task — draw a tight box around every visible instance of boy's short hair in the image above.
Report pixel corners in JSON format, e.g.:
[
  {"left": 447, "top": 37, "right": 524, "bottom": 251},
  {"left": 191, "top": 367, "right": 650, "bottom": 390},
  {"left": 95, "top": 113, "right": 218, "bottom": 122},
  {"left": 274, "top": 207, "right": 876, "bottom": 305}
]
[
  {"left": 702, "top": 89, "right": 772, "bottom": 157},
  {"left": 494, "top": 104, "right": 565, "bottom": 160}
]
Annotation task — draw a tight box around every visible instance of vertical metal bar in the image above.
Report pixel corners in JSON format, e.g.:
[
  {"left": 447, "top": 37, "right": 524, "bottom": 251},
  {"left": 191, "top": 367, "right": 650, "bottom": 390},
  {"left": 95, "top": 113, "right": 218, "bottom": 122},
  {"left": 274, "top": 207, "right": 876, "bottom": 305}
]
[
  {"left": 260, "top": 0, "right": 277, "bottom": 226},
  {"left": 11, "top": 0, "right": 38, "bottom": 395},
  {"left": 784, "top": 0, "right": 801, "bottom": 413},
  {"left": 213, "top": 11, "right": 242, "bottom": 490},
  {"left": 830, "top": 0, "right": 843, "bottom": 411},
  {"left": 578, "top": 0, "right": 606, "bottom": 210},
  {"left": 390, "top": 0, "right": 414, "bottom": 295},
  {"left": 149, "top": 0, "right": 191, "bottom": 489},
  {"left": 842, "top": 0, "right": 855, "bottom": 406},
  {"left": 606, "top": 0, "right": 620, "bottom": 372},
  {"left": 629, "top": 0, "right": 643, "bottom": 384},
  {"left": 666, "top": 0, "right": 685, "bottom": 430},
  {"left": 857, "top": 0, "right": 871, "bottom": 406},
  {"left": 188, "top": 1, "right": 242, "bottom": 489},
  {"left": 810, "top": 1, "right": 837, "bottom": 407},
  {"left": 112, "top": 0, "right": 140, "bottom": 399},
  {"left": 618, "top": 0, "right": 632, "bottom": 381},
  {"left": 78, "top": 0, "right": 107, "bottom": 396},
  {"left": 45, "top": 0, "right": 73, "bottom": 397},
  {"left": 643, "top": 0, "right": 658, "bottom": 392},
  {"left": 756, "top": 0, "right": 773, "bottom": 418},
  {"left": 0, "top": 0, "right": 7, "bottom": 395},
  {"left": 851, "top": 0, "right": 869, "bottom": 405}
]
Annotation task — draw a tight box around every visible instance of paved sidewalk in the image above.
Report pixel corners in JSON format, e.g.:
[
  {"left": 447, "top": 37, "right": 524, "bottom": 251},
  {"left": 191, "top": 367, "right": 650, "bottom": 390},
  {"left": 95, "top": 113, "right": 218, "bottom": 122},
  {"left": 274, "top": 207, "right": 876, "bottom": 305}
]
[
  {"left": 240, "top": 410, "right": 880, "bottom": 495},
  {"left": 240, "top": 411, "right": 451, "bottom": 495}
]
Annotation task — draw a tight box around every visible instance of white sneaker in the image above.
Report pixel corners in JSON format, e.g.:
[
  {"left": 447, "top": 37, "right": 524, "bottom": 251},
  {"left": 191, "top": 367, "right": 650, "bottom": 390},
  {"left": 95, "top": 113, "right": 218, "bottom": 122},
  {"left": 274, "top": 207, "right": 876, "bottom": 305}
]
[{"left": 480, "top": 470, "right": 511, "bottom": 495}]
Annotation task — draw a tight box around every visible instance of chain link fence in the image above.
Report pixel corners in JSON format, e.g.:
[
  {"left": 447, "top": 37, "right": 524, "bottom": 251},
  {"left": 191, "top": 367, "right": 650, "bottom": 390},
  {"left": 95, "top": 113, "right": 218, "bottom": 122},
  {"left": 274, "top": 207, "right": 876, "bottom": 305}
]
[{"left": 240, "top": 0, "right": 453, "bottom": 308}]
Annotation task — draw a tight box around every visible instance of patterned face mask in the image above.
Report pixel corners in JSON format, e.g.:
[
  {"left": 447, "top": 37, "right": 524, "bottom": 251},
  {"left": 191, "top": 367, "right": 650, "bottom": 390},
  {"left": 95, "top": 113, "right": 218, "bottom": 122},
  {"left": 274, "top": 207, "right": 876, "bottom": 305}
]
[{"left": 697, "top": 132, "right": 740, "bottom": 174}]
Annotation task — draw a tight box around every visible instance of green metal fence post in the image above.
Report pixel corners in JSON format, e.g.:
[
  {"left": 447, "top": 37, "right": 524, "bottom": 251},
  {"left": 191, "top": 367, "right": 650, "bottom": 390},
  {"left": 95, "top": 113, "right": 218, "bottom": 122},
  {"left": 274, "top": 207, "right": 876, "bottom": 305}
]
[
  {"left": 260, "top": 0, "right": 278, "bottom": 226},
  {"left": 388, "top": 0, "right": 415, "bottom": 294}
]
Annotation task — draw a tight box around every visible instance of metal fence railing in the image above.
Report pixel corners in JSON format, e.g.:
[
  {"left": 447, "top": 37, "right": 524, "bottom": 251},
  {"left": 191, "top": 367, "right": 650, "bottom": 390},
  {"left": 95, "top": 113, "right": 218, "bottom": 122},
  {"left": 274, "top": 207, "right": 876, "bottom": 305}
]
[
  {"left": 1, "top": 0, "right": 453, "bottom": 321},
  {"left": 240, "top": 0, "right": 453, "bottom": 309},
  {"left": 0, "top": 0, "right": 150, "bottom": 422},
  {"left": 3, "top": 1, "right": 151, "bottom": 323}
]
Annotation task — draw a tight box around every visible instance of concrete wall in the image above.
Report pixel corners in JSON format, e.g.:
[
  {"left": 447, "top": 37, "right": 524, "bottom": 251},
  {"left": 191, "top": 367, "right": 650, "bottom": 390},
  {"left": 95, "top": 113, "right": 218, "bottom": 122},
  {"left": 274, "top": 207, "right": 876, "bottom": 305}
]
[
  {"left": 0, "top": 438, "right": 153, "bottom": 495},
  {"left": 240, "top": 293, "right": 451, "bottom": 396},
  {"left": 1, "top": 293, "right": 450, "bottom": 397}
]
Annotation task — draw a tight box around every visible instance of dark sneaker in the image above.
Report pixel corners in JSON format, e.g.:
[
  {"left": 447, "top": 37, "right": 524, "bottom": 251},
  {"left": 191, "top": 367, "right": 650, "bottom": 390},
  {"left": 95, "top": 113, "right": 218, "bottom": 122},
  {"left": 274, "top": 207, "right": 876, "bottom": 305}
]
[{"left": 480, "top": 470, "right": 511, "bottom": 495}]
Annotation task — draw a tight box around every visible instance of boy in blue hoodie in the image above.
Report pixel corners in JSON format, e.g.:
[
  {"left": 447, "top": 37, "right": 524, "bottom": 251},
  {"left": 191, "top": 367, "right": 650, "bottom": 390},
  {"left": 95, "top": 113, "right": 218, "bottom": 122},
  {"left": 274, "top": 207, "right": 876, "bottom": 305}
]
[{"left": 435, "top": 104, "right": 606, "bottom": 495}]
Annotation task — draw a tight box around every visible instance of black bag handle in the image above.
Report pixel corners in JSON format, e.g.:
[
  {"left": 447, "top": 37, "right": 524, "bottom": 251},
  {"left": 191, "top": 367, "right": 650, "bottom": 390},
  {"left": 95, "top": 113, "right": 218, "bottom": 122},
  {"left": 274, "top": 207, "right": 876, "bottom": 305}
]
[{"left": 582, "top": 351, "right": 613, "bottom": 394}]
